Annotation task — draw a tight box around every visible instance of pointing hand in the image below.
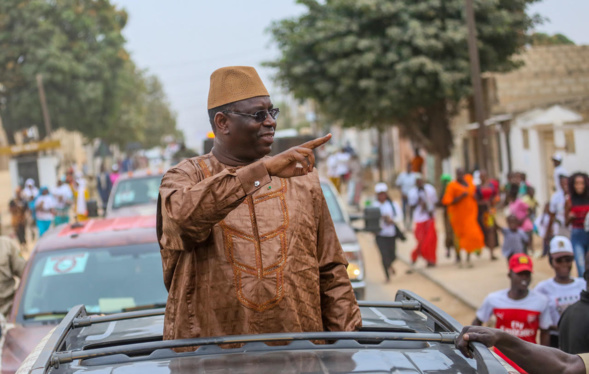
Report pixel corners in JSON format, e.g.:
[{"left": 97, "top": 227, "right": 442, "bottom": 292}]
[{"left": 263, "top": 134, "right": 331, "bottom": 178}]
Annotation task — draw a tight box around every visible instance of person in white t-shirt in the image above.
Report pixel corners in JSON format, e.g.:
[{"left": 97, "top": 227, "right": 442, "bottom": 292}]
[
  {"left": 34, "top": 187, "right": 56, "bottom": 237},
  {"left": 326, "top": 152, "right": 341, "bottom": 193},
  {"left": 372, "top": 183, "right": 403, "bottom": 283},
  {"left": 395, "top": 163, "right": 417, "bottom": 230},
  {"left": 407, "top": 174, "right": 438, "bottom": 267},
  {"left": 549, "top": 174, "right": 569, "bottom": 238},
  {"left": 473, "top": 253, "right": 551, "bottom": 373},
  {"left": 552, "top": 153, "right": 568, "bottom": 194},
  {"left": 52, "top": 177, "right": 74, "bottom": 225},
  {"left": 335, "top": 148, "right": 351, "bottom": 186},
  {"left": 534, "top": 236, "right": 586, "bottom": 348}
]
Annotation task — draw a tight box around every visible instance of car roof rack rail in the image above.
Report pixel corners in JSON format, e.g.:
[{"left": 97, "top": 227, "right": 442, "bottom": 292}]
[
  {"left": 357, "top": 300, "right": 421, "bottom": 310},
  {"left": 73, "top": 308, "right": 165, "bottom": 328},
  {"left": 50, "top": 330, "right": 459, "bottom": 368},
  {"left": 28, "top": 289, "right": 509, "bottom": 374}
]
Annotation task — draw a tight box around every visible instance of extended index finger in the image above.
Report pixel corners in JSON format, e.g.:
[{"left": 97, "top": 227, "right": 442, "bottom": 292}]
[{"left": 300, "top": 133, "right": 332, "bottom": 149}]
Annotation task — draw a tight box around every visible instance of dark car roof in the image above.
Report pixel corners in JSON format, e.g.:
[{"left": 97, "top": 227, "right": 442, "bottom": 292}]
[
  {"left": 50, "top": 305, "right": 478, "bottom": 374},
  {"left": 35, "top": 215, "right": 157, "bottom": 252},
  {"left": 33, "top": 291, "right": 508, "bottom": 374}
]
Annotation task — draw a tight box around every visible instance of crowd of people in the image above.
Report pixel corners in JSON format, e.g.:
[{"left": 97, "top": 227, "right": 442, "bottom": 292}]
[
  {"left": 368, "top": 150, "right": 589, "bottom": 373},
  {"left": 470, "top": 243, "right": 588, "bottom": 373},
  {"left": 6, "top": 162, "right": 126, "bottom": 250},
  {"left": 381, "top": 152, "right": 589, "bottom": 274},
  {"left": 468, "top": 155, "right": 589, "bottom": 373},
  {"left": 8, "top": 170, "right": 90, "bottom": 248}
]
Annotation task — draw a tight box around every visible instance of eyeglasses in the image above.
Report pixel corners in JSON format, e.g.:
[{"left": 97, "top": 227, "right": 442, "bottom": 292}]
[
  {"left": 222, "top": 108, "right": 280, "bottom": 123},
  {"left": 555, "top": 256, "right": 575, "bottom": 264}
]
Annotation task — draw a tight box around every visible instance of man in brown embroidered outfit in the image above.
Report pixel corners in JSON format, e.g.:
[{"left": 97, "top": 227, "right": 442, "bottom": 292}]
[{"left": 157, "top": 66, "right": 361, "bottom": 343}]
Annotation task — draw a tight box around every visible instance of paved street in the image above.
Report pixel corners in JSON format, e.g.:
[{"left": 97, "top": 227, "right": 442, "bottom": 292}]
[
  {"left": 393, "top": 214, "right": 553, "bottom": 310},
  {"left": 357, "top": 210, "right": 555, "bottom": 327},
  {"left": 358, "top": 231, "right": 475, "bottom": 326}
]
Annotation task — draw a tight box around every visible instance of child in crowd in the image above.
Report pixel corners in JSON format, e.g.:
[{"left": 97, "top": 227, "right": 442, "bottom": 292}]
[
  {"left": 522, "top": 186, "right": 539, "bottom": 256},
  {"left": 498, "top": 215, "right": 530, "bottom": 260},
  {"left": 508, "top": 191, "right": 535, "bottom": 257}
]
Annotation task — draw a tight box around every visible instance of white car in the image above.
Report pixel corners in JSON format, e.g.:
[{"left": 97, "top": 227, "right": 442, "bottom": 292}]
[
  {"left": 105, "top": 171, "right": 163, "bottom": 218},
  {"left": 320, "top": 179, "right": 365, "bottom": 300}
]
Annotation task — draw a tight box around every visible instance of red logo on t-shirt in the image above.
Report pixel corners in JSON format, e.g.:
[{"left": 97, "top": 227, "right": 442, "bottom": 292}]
[{"left": 493, "top": 308, "right": 541, "bottom": 343}]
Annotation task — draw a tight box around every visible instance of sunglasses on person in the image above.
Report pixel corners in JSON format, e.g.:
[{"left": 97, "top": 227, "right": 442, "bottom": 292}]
[
  {"left": 222, "top": 108, "right": 280, "bottom": 123},
  {"left": 554, "top": 256, "right": 574, "bottom": 264}
]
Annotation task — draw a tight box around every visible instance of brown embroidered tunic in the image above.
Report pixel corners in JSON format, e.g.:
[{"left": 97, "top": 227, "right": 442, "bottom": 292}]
[{"left": 157, "top": 153, "right": 361, "bottom": 343}]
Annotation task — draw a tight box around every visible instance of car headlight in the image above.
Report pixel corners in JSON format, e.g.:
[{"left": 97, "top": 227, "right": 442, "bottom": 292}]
[{"left": 342, "top": 243, "right": 364, "bottom": 281}]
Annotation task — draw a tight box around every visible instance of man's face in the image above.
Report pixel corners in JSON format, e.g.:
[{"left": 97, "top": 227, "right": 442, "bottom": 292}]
[
  {"left": 560, "top": 177, "right": 569, "bottom": 192},
  {"left": 551, "top": 255, "right": 574, "bottom": 278},
  {"left": 574, "top": 176, "right": 586, "bottom": 195},
  {"left": 509, "top": 270, "right": 531, "bottom": 292},
  {"left": 456, "top": 168, "right": 465, "bottom": 180},
  {"left": 218, "top": 96, "right": 276, "bottom": 162},
  {"left": 416, "top": 178, "right": 424, "bottom": 189},
  {"left": 479, "top": 170, "right": 487, "bottom": 183},
  {"left": 507, "top": 216, "right": 519, "bottom": 231}
]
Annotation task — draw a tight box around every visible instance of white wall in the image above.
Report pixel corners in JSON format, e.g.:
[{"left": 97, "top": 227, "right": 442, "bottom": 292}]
[
  {"left": 38, "top": 156, "right": 59, "bottom": 189},
  {"left": 510, "top": 123, "right": 589, "bottom": 209},
  {"left": 558, "top": 126, "right": 589, "bottom": 176}
]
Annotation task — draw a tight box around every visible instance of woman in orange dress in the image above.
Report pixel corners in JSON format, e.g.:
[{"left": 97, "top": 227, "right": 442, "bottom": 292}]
[{"left": 442, "top": 168, "right": 485, "bottom": 267}]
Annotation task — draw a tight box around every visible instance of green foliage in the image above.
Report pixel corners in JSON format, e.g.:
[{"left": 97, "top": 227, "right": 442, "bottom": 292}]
[
  {"left": 530, "top": 32, "right": 575, "bottom": 46},
  {"left": 0, "top": 0, "right": 179, "bottom": 148},
  {"left": 267, "top": 0, "right": 540, "bottom": 157}
]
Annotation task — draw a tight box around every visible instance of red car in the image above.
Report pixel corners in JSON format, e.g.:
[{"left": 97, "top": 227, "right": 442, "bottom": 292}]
[{"left": 0, "top": 215, "right": 167, "bottom": 374}]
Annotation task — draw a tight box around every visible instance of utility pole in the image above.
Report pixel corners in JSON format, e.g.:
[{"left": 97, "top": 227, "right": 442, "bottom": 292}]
[
  {"left": 36, "top": 74, "right": 53, "bottom": 137},
  {"left": 465, "top": 0, "right": 494, "bottom": 176}
]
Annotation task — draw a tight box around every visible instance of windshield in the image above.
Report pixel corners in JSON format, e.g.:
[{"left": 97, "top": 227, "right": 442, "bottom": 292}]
[
  {"left": 112, "top": 176, "right": 162, "bottom": 209},
  {"left": 18, "top": 243, "right": 167, "bottom": 323},
  {"left": 320, "top": 182, "right": 345, "bottom": 223}
]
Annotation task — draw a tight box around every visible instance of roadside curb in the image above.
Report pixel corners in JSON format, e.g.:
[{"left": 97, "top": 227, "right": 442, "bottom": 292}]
[{"left": 395, "top": 253, "right": 479, "bottom": 311}]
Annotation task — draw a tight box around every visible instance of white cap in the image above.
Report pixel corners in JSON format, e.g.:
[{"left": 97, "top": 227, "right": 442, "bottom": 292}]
[
  {"left": 374, "top": 182, "right": 388, "bottom": 193},
  {"left": 552, "top": 153, "right": 563, "bottom": 162},
  {"left": 549, "top": 236, "right": 574, "bottom": 258}
]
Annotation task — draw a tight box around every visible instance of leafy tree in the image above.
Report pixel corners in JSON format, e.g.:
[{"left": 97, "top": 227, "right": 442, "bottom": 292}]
[
  {"left": 105, "top": 61, "right": 178, "bottom": 149},
  {"left": 0, "top": 0, "right": 180, "bottom": 148},
  {"left": 142, "top": 75, "right": 178, "bottom": 148},
  {"left": 530, "top": 32, "right": 575, "bottom": 46},
  {"left": 0, "top": 0, "right": 129, "bottom": 140},
  {"left": 267, "top": 0, "right": 541, "bottom": 158}
]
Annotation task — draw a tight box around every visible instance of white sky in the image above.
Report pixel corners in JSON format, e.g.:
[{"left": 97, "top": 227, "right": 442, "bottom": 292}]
[{"left": 112, "top": 0, "right": 589, "bottom": 151}]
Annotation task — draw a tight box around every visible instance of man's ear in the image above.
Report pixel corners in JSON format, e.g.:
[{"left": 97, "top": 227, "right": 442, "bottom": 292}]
[{"left": 214, "top": 112, "right": 231, "bottom": 135}]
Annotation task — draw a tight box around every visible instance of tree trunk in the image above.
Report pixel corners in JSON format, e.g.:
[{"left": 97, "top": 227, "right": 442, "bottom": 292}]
[
  {"left": 377, "top": 127, "right": 384, "bottom": 182},
  {"left": 434, "top": 153, "right": 443, "bottom": 191}
]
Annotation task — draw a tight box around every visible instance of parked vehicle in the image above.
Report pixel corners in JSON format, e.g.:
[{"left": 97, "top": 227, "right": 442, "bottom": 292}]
[
  {"left": 0, "top": 216, "right": 166, "bottom": 374},
  {"left": 17, "top": 290, "right": 516, "bottom": 374},
  {"left": 105, "top": 171, "right": 365, "bottom": 298},
  {"left": 320, "top": 178, "right": 365, "bottom": 300},
  {"left": 105, "top": 171, "right": 163, "bottom": 218}
]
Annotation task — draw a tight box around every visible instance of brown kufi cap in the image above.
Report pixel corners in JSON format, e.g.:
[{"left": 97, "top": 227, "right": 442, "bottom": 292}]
[{"left": 207, "top": 66, "right": 270, "bottom": 109}]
